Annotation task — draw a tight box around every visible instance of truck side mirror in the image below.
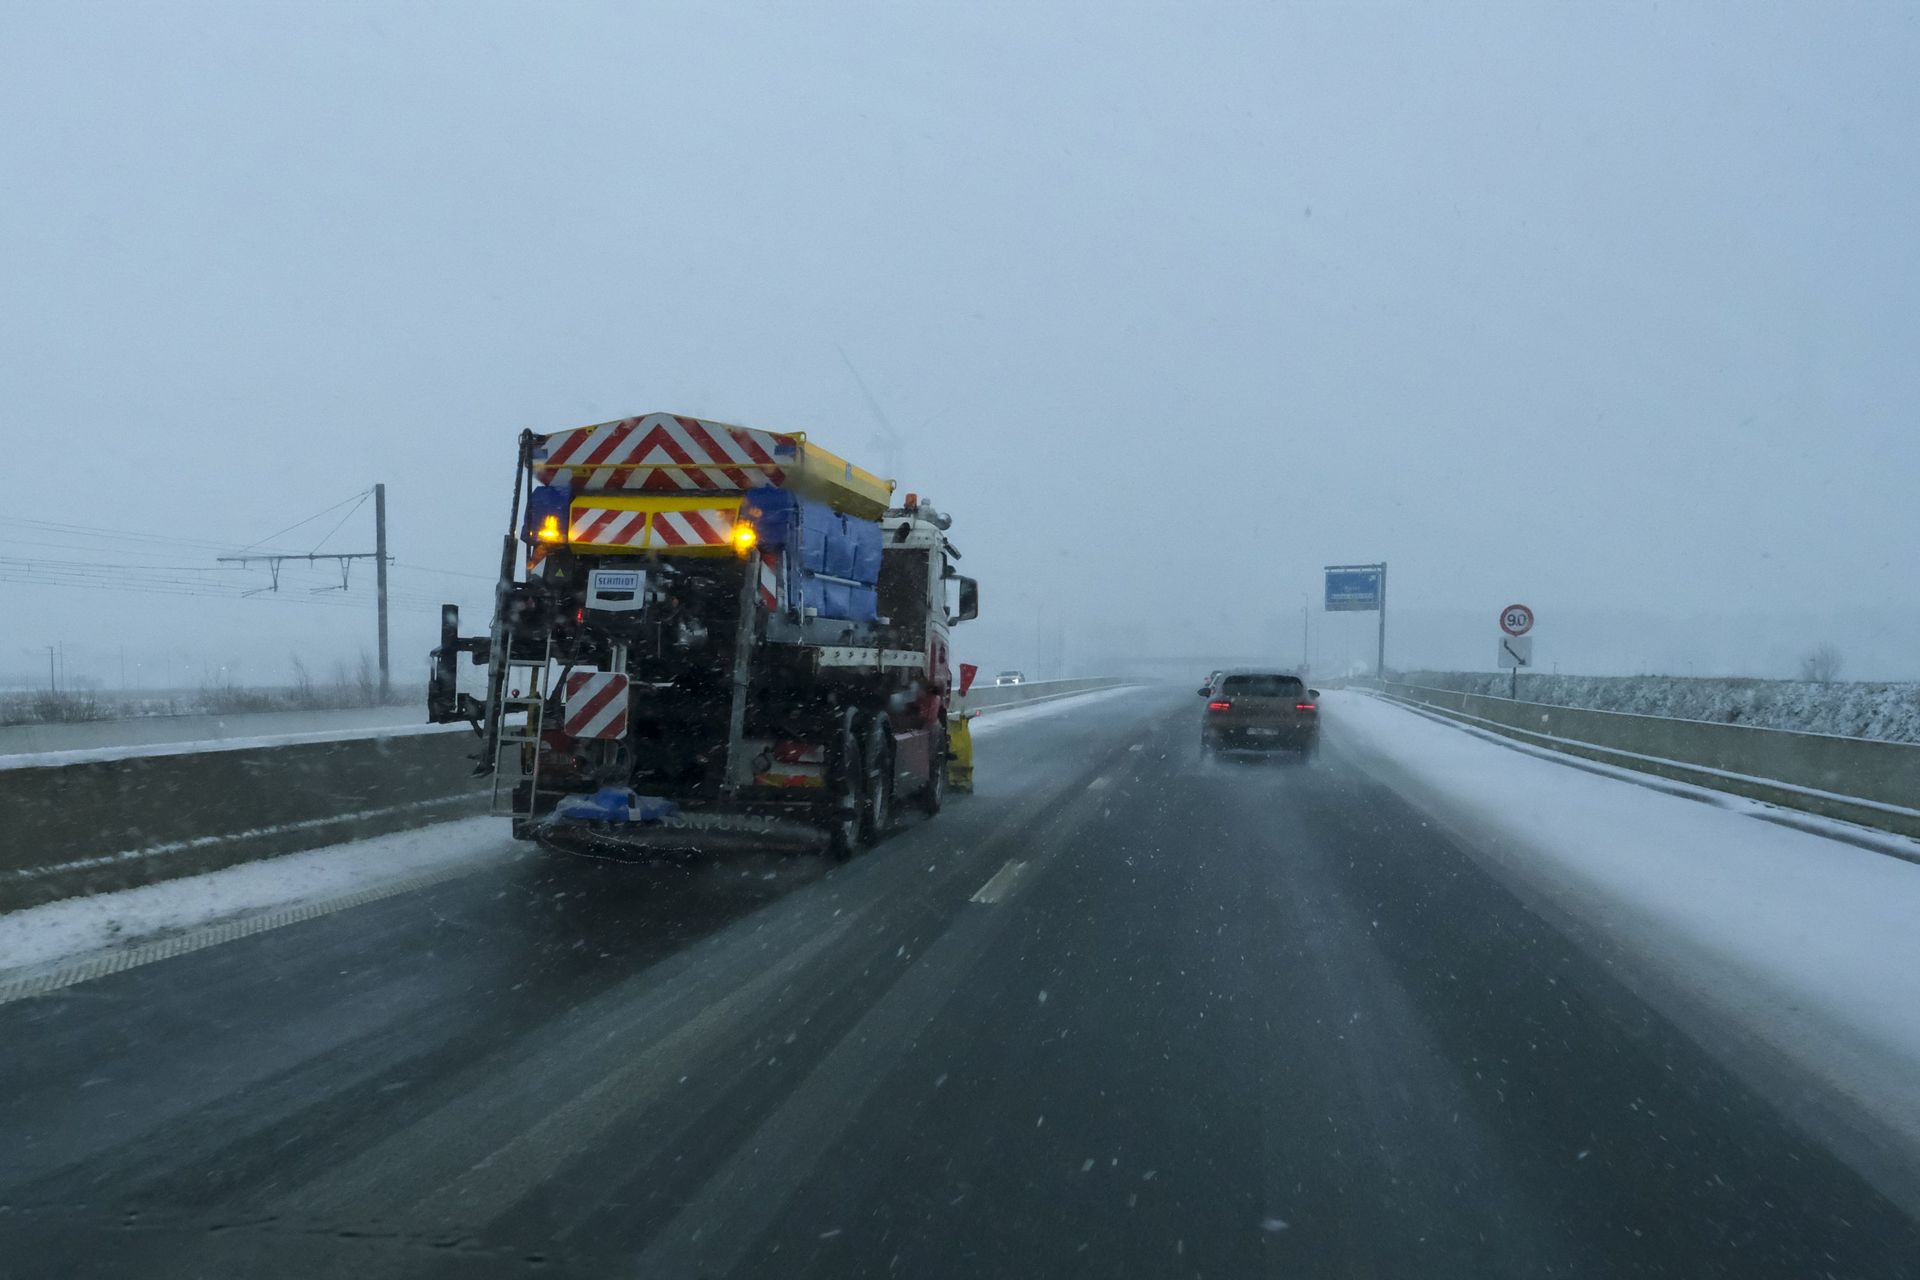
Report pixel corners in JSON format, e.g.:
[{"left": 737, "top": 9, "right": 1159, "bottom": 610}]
[
  {"left": 956, "top": 577, "right": 979, "bottom": 622},
  {"left": 1308, "top": 688, "right": 1320, "bottom": 699},
  {"left": 1197, "top": 686, "right": 1211, "bottom": 696}
]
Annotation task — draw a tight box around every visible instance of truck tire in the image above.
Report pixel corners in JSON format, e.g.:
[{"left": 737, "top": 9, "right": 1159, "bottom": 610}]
[
  {"left": 919, "top": 727, "right": 947, "bottom": 816},
  {"left": 859, "top": 717, "right": 894, "bottom": 847},
  {"left": 826, "top": 719, "right": 864, "bottom": 862}
]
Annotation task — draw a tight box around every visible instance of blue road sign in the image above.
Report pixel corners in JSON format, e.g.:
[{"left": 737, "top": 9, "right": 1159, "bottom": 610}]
[{"left": 1325, "top": 568, "right": 1382, "bottom": 612}]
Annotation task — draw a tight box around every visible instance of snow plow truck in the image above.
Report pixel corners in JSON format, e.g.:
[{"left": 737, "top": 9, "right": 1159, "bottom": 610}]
[{"left": 428, "top": 413, "right": 979, "bottom": 859}]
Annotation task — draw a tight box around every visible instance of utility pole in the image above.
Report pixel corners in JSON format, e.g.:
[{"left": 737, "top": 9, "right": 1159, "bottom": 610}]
[
  {"left": 375, "top": 483, "right": 390, "bottom": 700},
  {"left": 47, "top": 645, "right": 56, "bottom": 694},
  {"left": 217, "top": 484, "right": 391, "bottom": 701}
]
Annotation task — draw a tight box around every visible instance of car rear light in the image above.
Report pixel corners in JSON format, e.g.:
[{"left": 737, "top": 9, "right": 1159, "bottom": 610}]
[
  {"left": 1295, "top": 702, "right": 1317, "bottom": 711},
  {"left": 1207, "top": 700, "right": 1232, "bottom": 710},
  {"left": 774, "top": 740, "right": 826, "bottom": 764}
]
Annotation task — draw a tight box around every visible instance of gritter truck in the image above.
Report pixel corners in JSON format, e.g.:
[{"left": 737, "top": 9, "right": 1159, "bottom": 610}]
[{"left": 428, "top": 413, "right": 978, "bottom": 859}]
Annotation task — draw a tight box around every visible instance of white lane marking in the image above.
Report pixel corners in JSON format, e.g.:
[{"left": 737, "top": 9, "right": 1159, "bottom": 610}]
[
  {"left": 1086, "top": 776, "right": 1111, "bottom": 790},
  {"left": 969, "top": 859, "right": 1028, "bottom": 904}
]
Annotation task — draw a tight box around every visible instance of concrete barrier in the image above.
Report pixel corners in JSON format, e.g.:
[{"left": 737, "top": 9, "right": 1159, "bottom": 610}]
[
  {"left": 1378, "top": 681, "right": 1920, "bottom": 840},
  {"left": 960, "top": 677, "right": 1134, "bottom": 711},
  {"left": 1, "top": 679, "right": 1137, "bottom": 912},
  {"left": 1, "top": 731, "right": 488, "bottom": 912}
]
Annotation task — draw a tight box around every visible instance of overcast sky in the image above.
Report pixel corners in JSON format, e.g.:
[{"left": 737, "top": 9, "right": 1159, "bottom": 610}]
[{"left": 3, "top": 1, "right": 1915, "bottom": 688}]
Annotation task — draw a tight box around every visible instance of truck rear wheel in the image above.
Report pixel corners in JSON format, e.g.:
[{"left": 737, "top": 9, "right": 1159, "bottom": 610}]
[
  {"left": 859, "top": 718, "right": 893, "bottom": 846},
  {"left": 826, "top": 720, "right": 864, "bottom": 862},
  {"left": 919, "top": 727, "right": 947, "bottom": 815}
]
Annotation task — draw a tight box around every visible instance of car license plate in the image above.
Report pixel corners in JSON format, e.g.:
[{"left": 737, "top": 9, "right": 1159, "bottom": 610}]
[{"left": 1247, "top": 728, "right": 1280, "bottom": 737}]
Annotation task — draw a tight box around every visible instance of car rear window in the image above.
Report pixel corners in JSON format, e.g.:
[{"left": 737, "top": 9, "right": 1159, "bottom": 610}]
[{"left": 1221, "top": 675, "right": 1304, "bottom": 697}]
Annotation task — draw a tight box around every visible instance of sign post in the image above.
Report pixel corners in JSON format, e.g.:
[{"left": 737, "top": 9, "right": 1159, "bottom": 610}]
[
  {"left": 1497, "top": 604, "right": 1535, "bottom": 698},
  {"left": 1324, "top": 563, "right": 1388, "bottom": 676}
]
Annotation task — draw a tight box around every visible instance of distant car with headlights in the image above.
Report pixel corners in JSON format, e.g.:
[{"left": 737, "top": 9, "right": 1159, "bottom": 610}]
[
  {"left": 1199, "top": 670, "right": 1319, "bottom": 756},
  {"left": 993, "top": 671, "right": 1027, "bottom": 686}
]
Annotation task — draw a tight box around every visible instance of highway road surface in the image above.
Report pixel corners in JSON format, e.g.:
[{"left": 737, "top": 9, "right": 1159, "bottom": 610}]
[{"left": 3, "top": 687, "right": 1917, "bottom": 1278}]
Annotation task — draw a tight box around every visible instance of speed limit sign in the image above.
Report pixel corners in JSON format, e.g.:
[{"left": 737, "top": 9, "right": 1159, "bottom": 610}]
[{"left": 1500, "top": 604, "right": 1534, "bottom": 637}]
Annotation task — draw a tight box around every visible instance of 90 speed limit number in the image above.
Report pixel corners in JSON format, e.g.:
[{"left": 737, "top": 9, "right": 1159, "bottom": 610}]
[{"left": 1500, "top": 604, "right": 1534, "bottom": 637}]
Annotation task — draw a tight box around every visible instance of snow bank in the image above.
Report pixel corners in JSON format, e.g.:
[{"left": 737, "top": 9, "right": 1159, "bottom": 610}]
[
  {"left": 1325, "top": 690, "right": 1920, "bottom": 1188},
  {"left": 1398, "top": 671, "right": 1920, "bottom": 744},
  {"left": 0, "top": 818, "right": 517, "bottom": 978}
]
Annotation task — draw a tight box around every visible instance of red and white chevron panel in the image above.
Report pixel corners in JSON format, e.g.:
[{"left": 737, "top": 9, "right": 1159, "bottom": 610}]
[
  {"left": 568, "top": 505, "right": 648, "bottom": 549},
  {"left": 650, "top": 506, "right": 734, "bottom": 548},
  {"left": 562, "top": 672, "right": 630, "bottom": 740},
  {"left": 757, "top": 550, "right": 782, "bottom": 610},
  {"left": 533, "top": 414, "right": 789, "bottom": 492}
]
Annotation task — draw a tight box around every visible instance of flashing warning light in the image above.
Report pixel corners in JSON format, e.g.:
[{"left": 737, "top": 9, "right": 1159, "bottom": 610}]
[
  {"left": 731, "top": 521, "right": 759, "bottom": 556},
  {"left": 536, "top": 514, "right": 564, "bottom": 543}
]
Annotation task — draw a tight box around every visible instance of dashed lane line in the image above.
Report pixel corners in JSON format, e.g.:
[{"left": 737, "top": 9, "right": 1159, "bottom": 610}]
[{"left": 968, "top": 859, "right": 1029, "bottom": 905}]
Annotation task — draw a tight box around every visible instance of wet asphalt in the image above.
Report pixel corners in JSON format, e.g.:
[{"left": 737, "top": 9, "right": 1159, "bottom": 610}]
[{"left": 1, "top": 687, "right": 1915, "bottom": 1278}]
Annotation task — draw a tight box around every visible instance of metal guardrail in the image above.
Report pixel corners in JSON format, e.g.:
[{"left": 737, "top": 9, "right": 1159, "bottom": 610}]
[
  {"left": 0, "top": 678, "right": 1134, "bottom": 913},
  {"left": 1375, "top": 681, "right": 1920, "bottom": 840}
]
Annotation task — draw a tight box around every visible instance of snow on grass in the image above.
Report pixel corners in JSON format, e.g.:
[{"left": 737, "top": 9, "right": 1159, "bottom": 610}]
[
  {"left": 1324, "top": 690, "right": 1920, "bottom": 1166},
  {"left": 1398, "top": 670, "right": 1920, "bottom": 743},
  {"left": 0, "top": 818, "right": 518, "bottom": 977}
]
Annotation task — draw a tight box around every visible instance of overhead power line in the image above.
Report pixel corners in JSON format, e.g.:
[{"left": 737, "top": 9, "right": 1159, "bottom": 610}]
[{"left": 234, "top": 489, "right": 374, "bottom": 553}]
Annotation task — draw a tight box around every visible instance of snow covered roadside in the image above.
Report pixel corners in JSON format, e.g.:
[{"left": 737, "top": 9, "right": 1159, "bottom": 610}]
[
  {"left": 1323, "top": 690, "right": 1920, "bottom": 1207},
  {"left": 1397, "top": 670, "right": 1920, "bottom": 743},
  {"left": 0, "top": 818, "right": 519, "bottom": 984},
  {"left": 967, "top": 683, "right": 1145, "bottom": 735}
]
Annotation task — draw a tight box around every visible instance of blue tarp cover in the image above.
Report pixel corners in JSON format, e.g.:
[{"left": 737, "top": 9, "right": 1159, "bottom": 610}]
[
  {"left": 743, "top": 486, "right": 881, "bottom": 621},
  {"left": 552, "top": 787, "right": 682, "bottom": 824}
]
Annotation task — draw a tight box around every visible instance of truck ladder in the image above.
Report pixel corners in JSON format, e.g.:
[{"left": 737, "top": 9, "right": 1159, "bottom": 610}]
[{"left": 489, "top": 634, "right": 555, "bottom": 818}]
